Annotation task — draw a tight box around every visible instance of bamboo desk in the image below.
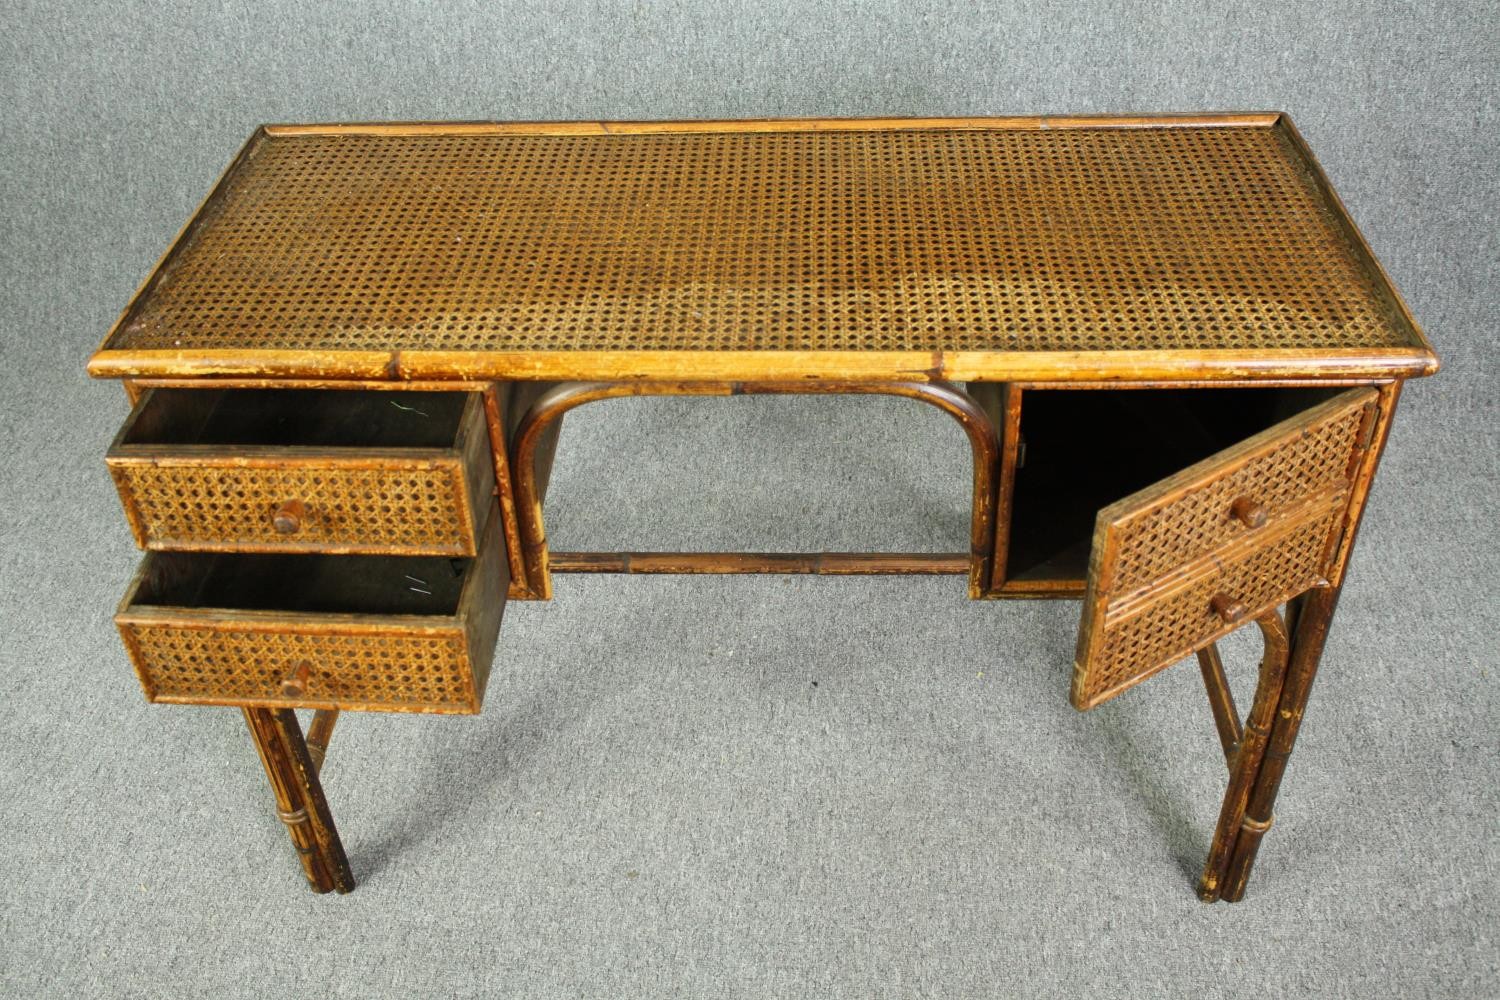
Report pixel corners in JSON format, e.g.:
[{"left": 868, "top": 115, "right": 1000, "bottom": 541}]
[{"left": 89, "top": 114, "right": 1437, "bottom": 902}]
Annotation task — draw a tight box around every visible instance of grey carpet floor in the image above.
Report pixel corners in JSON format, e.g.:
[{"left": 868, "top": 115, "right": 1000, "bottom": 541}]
[{"left": 2, "top": 2, "right": 1496, "bottom": 997}]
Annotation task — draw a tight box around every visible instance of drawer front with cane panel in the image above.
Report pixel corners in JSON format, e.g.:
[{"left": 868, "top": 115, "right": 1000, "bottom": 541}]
[
  {"left": 1099, "top": 396, "right": 1375, "bottom": 595},
  {"left": 108, "top": 388, "right": 495, "bottom": 556},
  {"left": 115, "top": 504, "right": 508, "bottom": 714},
  {"left": 1078, "top": 502, "right": 1343, "bottom": 709}
]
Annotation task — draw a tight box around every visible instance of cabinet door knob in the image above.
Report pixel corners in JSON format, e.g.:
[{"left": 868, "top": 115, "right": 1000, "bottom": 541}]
[
  {"left": 1230, "top": 496, "right": 1268, "bottom": 529},
  {"left": 272, "top": 499, "right": 306, "bottom": 534},
  {"left": 280, "top": 660, "right": 312, "bottom": 698},
  {"left": 1209, "top": 593, "right": 1248, "bottom": 625}
]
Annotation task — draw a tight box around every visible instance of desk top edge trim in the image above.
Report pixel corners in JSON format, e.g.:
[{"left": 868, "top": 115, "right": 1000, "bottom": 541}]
[
  {"left": 259, "top": 112, "right": 1287, "bottom": 137},
  {"left": 87, "top": 346, "right": 1438, "bottom": 383}
]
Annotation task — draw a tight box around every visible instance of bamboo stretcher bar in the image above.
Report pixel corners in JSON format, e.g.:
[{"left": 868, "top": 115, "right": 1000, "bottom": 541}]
[
  {"left": 304, "top": 709, "right": 338, "bottom": 772},
  {"left": 548, "top": 552, "right": 972, "bottom": 575},
  {"left": 1196, "top": 644, "right": 1244, "bottom": 769}
]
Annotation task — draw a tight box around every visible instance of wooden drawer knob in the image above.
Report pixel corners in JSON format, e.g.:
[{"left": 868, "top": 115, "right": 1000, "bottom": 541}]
[
  {"left": 280, "top": 660, "right": 312, "bottom": 698},
  {"left": 272, "top": 499, "right": 306, "bottom": 534},
  {"left": 1210, "top": 593, "right": 1248, "bottom": 625},
  {"left": 1230, "top": 496, "right": 1268, "bottom": 529}
]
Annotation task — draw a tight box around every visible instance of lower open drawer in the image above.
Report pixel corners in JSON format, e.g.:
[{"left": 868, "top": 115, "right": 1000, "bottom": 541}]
[{"left": 115, "top": 504, "right": 507, "bottom": 714}]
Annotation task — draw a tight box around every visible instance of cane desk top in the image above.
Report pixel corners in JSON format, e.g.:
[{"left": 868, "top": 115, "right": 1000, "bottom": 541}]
[{"left": 88, "top": 114, "right": 1436, "bottom": 385}]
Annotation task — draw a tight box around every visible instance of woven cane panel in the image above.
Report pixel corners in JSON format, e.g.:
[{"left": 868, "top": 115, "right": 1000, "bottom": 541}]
[
  {"left": 1080, "top": 508, "right": 1339, "bottom": 705},
  {"left": 1105, "top": 402, "right": 1367, "bottom": 594},
  {"left": 108, "top": 125, "right": 1416, "bottom": 355},
  {"left": 125, "top": 624, "right": 477, "bottom": 712},
  {"left": 112, "top": 463, "right": 472, "bottom": 553}
]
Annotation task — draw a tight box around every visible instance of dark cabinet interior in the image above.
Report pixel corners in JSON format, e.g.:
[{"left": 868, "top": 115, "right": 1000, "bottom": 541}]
[{"left": 1001, "top": 386, "right": 1345, "bottom": 588}]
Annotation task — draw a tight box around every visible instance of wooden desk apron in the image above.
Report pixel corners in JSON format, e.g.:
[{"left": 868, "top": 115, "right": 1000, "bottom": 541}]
[{"left": 90, "top": 114, "right": 1437, "bottom": 901}]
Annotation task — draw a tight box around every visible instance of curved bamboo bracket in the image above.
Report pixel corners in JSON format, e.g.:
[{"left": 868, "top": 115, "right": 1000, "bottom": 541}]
[{"left": 509, "top": 380, "right": 1001, "bottom": 600}]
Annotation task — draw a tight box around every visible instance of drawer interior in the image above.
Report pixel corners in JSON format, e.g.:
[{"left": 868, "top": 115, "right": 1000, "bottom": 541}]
[
  {"left": 1004, "top": 386, "right": 1345, "bottom": 585},
  {"left": 131, "top": 549, "right": 473, "bottom": 617},
  {"left": 119, "top": 388, "right": 470, "bottom": 449}
]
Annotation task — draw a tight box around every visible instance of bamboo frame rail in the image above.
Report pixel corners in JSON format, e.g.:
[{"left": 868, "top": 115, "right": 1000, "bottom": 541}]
[{"left": 510, "top": 380, "right": 1001, "bottom": 600}]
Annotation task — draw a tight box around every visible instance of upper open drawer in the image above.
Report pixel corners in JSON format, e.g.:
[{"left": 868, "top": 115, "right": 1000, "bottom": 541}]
[{"left": 108, "top": 388, "right": 495, "bottom": 556}]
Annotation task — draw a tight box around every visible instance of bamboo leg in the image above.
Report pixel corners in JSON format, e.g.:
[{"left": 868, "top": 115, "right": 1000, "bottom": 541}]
[
  {"left": 242, "top": 707, "right": 355, "bottom": 894},
  {"left": 1219, "top": 586, "right": 1340, "bottom": 901},
  {"left": 1196, "top": 643, "right": 1243, "bottom": 769},
  {"left": 1197, "top": 610, "right": 1290, "bottom": 903}
]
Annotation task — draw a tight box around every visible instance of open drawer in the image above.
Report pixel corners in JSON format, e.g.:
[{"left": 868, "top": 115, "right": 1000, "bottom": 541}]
[
  {"left": 115, "top": 504, "right": 508, "bottom": 714},
  {"left": 108, "top": 388, "right": 495, "bottom": 555},
  {"left": 1071, "top": 388, "right": 1382, "bottom": 709}
]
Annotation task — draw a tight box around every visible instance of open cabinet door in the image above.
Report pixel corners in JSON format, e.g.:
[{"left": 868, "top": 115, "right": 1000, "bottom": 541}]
[{"left": 1072, "top": 387, "right": 1381, "bottom": 711}]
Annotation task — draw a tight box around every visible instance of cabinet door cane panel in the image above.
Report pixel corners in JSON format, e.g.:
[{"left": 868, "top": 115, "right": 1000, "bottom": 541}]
[{"left": 88, "top": 115, "right": 1436, "bottom": 900}]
